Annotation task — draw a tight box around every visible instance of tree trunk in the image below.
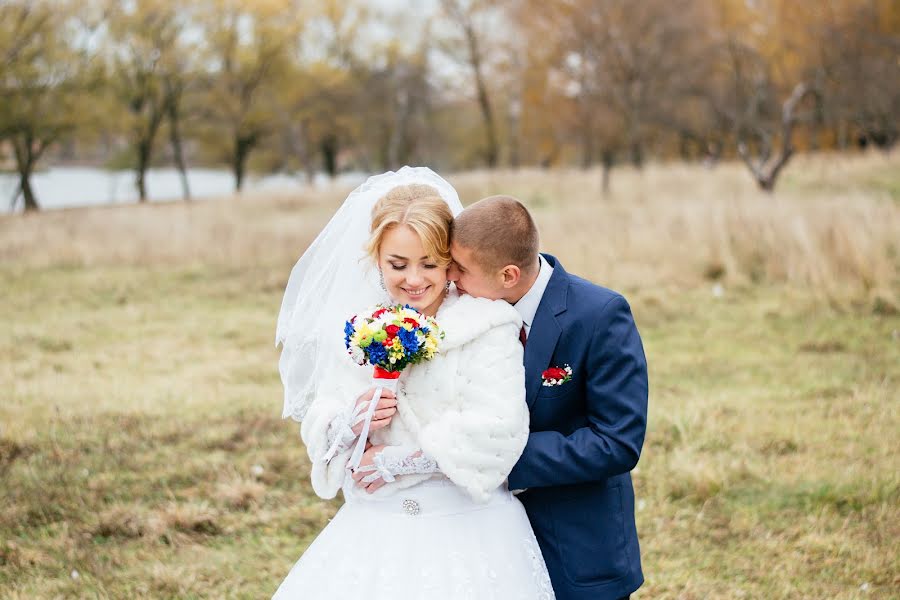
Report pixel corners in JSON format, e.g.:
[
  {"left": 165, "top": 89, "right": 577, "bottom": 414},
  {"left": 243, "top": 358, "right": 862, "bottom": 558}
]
[
  {"left": 11, "top": 134, "right": 41, "bottom": 211},
  {"left": 463, "top": 19, "right": 498, "bottom": 168},
  {"left": 601, "top": 150, "right": 614, "bottom": 195},
  {"left": 233, "top": 130, "right": 260, "bottom": 192},
  {"left": 507, "top": 97, "right": 521, "bottom": 169},
  {"left": 737, "top": 83, "right": 812, "bottom": 194},
  {"left": 473, "top": 61, "right": 498, "bottom": 168},
  {"left": 299, "top": 120, "right": 316, "bottom": 184},
  {"left": 135, "top": 140, "right": 150, "bottom": 201},
  {"left": 234, "top": 142, "right": 247, "bottom": 192},
  {"left": 131, "top": 102, "right": 164, "bottom": 202},
  {"left": 321, "top": 135, "right": 338, "bottom": 178},
  {"left": 441, "top": 0, "right": 498, "bottom": 168},
  {"left": 167, "top": 97, "right": 191, "bottom": 200},
  {"left": 20, "top": 168, "right": 39, "bottom": 212},
  {"left": 626, "top": 110, "right": 644, "bottom": 169},
  {"left": 388, "top": 88, "right": 409, "bottom": 170}
]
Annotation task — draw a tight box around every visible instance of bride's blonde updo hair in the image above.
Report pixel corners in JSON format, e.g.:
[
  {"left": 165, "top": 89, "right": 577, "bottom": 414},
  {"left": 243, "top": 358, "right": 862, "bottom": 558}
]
[{"left": 365, "top": 184, "right": 454, "bottom": 267}]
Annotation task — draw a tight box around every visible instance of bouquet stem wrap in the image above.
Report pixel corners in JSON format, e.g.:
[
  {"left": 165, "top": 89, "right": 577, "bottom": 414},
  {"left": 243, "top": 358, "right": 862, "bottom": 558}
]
[{"left": 348, "top": 366, "right": 401, "bottom": 471}]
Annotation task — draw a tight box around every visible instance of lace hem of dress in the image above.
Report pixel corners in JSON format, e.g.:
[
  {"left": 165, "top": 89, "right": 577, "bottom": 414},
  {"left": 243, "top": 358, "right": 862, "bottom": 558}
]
[{"left": 524, "top": 538, "right": 555, "bottom": 599}]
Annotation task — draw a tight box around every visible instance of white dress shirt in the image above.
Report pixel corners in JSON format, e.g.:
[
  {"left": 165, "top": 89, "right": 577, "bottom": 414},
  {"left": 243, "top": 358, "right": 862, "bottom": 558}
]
[
  {"left": 513, "top": 254, "right": 554, "bottom": 339},
  {"left": 511, "top": 255, "right": 553, "bottom": 496}
]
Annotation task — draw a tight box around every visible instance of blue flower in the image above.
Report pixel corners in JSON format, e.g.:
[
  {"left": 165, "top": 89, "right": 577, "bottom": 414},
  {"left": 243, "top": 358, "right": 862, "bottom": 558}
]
[
  {"left": 344, "top": 320, "right": 355, "bottom": 348},
  {"left": 398, "top": 328, "right": 420, "bottom": 356},
  {"left": 366, "top": 341, "right": 388, "bottom": 365}
]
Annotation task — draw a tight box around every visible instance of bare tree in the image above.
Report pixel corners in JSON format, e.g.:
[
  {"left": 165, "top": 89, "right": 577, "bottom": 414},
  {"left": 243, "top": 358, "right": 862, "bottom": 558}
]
[
  {"left": 200, "top": 0, "right": 296, "bottom": 191},
  {"left": 160, "top": 39, "right": 200, "bottom": 201},
  {"left": 440, "top": 0, "right": 501, "bottom": 168},
  {"left": 737, "top": 82, "right": 816, "bottom": 192},
  {"left": 107, "top": 1, "right": 188, "bottom": 201},
  {"left": 0, "top": 1, "right": 98, "bottom": 211}
]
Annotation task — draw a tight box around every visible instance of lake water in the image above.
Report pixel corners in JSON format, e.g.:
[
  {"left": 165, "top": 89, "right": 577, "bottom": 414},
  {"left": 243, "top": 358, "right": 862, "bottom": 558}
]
[{"left": 0, "top": 167, "right": 368, "bottom": 213}]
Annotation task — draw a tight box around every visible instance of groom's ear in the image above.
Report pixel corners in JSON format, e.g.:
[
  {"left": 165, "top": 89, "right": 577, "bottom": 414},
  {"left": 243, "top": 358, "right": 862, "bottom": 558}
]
[{"left": 500, "top": 265, "right": 521, "bottom": 289}]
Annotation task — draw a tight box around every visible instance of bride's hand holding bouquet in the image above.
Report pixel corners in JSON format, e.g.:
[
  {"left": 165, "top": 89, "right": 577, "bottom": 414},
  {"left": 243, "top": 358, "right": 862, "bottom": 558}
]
[{"left": 343, "top": 303, "right": 443, "bottom": 470}]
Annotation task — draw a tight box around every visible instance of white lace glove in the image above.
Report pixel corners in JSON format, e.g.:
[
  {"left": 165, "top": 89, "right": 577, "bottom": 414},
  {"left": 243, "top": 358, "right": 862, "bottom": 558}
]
[
  {"left": 321, "top": 401, "right": 370, "bottom": 464},
  {"left": 356, "top": 445, "right": 441, "bottom": 484}
]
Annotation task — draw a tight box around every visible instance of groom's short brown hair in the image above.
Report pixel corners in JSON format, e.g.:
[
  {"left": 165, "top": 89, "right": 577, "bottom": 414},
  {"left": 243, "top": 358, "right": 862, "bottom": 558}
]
[{"left": 451, "top": 195, "right": 540, "bottom": 274}]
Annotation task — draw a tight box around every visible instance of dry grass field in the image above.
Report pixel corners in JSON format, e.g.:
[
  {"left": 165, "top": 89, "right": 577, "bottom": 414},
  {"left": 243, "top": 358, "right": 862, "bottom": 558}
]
[{"left": 1, "top": 152, "right": 899, "bottom": 598}]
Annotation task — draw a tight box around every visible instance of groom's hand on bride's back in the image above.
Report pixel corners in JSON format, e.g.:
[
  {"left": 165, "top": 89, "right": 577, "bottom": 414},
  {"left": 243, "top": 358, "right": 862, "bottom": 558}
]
[{"left": 351, "top": 389, "right": 398, "bottom": 436}]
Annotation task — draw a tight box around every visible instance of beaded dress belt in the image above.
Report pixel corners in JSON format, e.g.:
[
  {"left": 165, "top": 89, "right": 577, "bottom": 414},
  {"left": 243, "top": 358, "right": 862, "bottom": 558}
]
[{"left": 347, "top": 484, "right": 512, "bottom": 518}]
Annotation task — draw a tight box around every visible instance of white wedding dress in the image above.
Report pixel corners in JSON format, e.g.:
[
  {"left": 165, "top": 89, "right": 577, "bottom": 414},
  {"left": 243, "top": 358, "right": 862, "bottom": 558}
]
[
  {"left": 273, "top": 292, "right": 555, "bottom": 600},
  {"left": 272, "top": 478, "right": 553, "bottom": 599},
  {"left": 273, "top": 167, "right": 554, "bottom": 599}
]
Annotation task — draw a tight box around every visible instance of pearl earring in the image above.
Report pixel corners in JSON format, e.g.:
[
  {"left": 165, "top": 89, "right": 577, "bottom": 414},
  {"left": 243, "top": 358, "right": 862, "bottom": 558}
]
[{"left": 379, "top": 270, "right": 386, "bottom": 291}]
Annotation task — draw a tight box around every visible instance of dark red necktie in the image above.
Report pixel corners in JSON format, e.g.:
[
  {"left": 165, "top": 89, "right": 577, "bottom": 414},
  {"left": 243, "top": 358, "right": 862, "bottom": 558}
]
[{"left": 519, "top": 325, "right": 527, "bottom": 347}]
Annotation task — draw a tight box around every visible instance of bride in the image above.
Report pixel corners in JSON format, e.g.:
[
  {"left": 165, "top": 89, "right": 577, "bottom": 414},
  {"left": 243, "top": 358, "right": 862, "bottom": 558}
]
[{"left": 273, "top": 167, "right": 554, "bottom": 599}]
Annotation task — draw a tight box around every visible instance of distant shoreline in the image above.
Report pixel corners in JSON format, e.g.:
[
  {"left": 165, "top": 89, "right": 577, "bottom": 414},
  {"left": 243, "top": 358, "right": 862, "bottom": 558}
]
[{"left": 0, "top": 166, "right": 369, "bottom": 214}]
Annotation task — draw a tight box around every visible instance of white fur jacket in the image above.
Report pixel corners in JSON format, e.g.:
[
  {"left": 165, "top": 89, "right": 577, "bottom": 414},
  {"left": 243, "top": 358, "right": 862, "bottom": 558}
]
[{"left": 300, "top": 290, "right": 528, "bottom": 504}]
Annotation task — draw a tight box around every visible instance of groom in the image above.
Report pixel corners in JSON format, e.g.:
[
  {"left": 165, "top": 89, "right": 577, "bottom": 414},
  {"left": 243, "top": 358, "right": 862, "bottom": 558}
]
[{"left": 447, "top": 196, "right": 648, "bottom": 600}]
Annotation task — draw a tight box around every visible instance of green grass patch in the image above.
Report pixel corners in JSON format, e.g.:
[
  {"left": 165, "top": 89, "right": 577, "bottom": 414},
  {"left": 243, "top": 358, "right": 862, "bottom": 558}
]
[{"left": 2, "top": 253, "right": 898, "bottom": 598}]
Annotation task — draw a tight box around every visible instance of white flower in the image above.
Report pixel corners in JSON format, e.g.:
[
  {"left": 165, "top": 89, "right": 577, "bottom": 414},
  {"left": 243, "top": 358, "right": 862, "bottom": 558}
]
[
  {"left": 348, "top": 346, "right": 365, "bottom": 365},
  {"left": 71, "top": 570, "right": 80, "bottom": 580}
]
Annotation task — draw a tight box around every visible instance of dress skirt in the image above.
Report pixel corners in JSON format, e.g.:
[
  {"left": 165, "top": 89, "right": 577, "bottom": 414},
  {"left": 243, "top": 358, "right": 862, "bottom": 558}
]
[{"left": 272, "top": 478, "right": 555, "bottom": 599}]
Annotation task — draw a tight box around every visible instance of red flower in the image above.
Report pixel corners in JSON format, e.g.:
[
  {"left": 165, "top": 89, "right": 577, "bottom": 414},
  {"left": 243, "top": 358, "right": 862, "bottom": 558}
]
[
  {"left": 403, "top": 317, "right": 420, "bottom": 328},
  {"left": 385, "top": 324, "right": 400, "bottom": 337},
  {"left": 372, "top": 308, "right": 388, "bottom": 318},
  {"left": 542, "top": 367, "right": 567, "bottom": 380}
]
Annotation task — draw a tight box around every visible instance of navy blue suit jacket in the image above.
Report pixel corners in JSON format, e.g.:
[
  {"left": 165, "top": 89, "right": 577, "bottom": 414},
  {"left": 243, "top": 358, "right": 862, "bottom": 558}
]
[{"left": 509, "top": 254, "right": 648, "bottom": 600}]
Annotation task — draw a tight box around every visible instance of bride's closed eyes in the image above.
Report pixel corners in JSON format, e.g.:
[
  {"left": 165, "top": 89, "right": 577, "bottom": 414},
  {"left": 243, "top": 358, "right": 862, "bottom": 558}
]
[
  {"left": 388, "top": 255, "right": 439, "bottom": 271},
  {"left": 390, "top": 263, "right": 439, "bottom": 271}
]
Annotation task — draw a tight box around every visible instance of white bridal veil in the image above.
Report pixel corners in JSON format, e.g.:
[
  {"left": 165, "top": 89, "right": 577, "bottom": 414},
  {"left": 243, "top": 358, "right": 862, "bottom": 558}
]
[{"left": 276, "top": 166, "right": 465, "bottom": 422}]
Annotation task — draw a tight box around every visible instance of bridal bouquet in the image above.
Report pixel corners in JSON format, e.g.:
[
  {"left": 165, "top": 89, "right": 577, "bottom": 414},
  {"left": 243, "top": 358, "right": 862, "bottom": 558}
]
[
  {"left": 342, "top": 304, "right": 443, "bottom": 468},
  {"left": 344, "top": 304, "right": 442, "bottom": 371}
]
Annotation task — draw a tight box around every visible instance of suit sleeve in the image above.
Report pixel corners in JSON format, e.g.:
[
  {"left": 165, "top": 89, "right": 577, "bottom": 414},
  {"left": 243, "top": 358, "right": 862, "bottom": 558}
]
[{"left": 507, "top": 295, "right": 648, "bottom": 489}]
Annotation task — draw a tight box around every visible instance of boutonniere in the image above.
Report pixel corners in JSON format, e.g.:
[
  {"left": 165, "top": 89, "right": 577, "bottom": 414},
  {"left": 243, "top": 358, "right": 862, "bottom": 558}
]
[{"left": 541, "top": 364, "right": 572, "bottom": 386}]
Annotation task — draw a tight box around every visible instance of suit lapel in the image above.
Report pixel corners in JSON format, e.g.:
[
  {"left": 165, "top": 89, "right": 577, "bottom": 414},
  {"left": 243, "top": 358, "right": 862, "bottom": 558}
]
[{"left": 524, "top": 254, "right": 568, "bottom": 408}]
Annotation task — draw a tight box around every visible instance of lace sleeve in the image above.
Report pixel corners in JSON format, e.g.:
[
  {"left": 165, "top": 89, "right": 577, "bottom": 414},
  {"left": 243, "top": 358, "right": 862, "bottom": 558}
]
[{"left": 356, "top": 445, "right": 442, "bottom": 484}]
